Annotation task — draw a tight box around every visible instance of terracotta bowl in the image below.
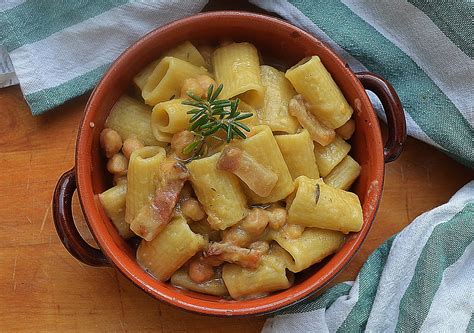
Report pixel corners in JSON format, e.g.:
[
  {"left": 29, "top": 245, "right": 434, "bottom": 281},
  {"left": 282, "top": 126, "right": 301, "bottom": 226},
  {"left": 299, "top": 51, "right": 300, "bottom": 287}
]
[{"left": 53, "top": 11, "right": 406, "bottom": 316}]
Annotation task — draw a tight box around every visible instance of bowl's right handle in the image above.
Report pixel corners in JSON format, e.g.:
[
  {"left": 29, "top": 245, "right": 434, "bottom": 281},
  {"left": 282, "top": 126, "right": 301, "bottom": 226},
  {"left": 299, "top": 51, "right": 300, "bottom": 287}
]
[
  {"left": 356, "top": 72, "right": 407, "bottom": 162},
  {"left": 52, "top": 168, "right": 109, "bottom": 267}
]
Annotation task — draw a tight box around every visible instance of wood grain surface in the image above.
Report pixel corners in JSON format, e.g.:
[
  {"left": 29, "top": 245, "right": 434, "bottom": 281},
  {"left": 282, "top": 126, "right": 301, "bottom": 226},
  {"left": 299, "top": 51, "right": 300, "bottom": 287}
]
[{"left": 0, "top": 2, "right": 472, "bottom": 331}]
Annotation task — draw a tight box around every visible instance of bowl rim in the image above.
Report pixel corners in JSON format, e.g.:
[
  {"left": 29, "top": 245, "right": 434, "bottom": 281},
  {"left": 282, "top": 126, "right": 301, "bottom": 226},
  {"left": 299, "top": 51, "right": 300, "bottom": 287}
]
[{"left": 75, "top": 11, "right": 384, "bottom": 316}]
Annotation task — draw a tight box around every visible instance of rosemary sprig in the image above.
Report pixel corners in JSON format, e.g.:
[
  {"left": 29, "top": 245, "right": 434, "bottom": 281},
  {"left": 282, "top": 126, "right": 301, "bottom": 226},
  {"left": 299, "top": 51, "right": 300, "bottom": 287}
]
[{"left": 181, "top": 84, "right": 252, "bottom": 158}]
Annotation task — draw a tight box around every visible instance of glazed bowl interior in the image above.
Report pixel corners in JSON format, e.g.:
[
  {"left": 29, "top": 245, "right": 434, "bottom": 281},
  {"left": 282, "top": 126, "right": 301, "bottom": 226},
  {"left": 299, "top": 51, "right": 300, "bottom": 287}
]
[{"left": 76, "top": 12, "right": 384, "bottom": 316}]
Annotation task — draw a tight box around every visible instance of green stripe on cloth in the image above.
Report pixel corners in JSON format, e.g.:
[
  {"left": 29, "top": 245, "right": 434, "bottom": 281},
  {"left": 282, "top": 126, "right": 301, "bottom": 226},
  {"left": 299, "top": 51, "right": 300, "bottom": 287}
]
[
  {"left": 336, "top": 236, "right": 395, "bottom": 332},
  {"left": 26, "top": 64, "right": 109, "bottom": 116},
  {"left": 467, "top": 314, "right": 474, "bottom": 333},
  {"left": 288, "top": 0, "right": 474, "bottom": 168},
  {"left": 0, "top": 0, "right": 128, "bottom": 52},
  {"left": 395, "top": 203, "right": 474, "bottom": 332},
  {"left": 277, "top": 282, "right": 352, "bottom": 315},
  {"left": 408, "top": 0, "right": 473, "bottom": 58}
]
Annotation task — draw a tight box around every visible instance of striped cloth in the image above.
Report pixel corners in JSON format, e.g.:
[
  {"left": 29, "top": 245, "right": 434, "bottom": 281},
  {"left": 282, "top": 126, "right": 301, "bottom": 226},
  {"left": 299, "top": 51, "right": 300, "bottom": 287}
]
[
  {"left": 0, "top": 0, "right": 208, "bottom": 111},
  {"left": 263, "top": 181, "right": 474, "bottom": 333},
  {"left": 0, "top": 2, "right": 473, "bottom": 331}
]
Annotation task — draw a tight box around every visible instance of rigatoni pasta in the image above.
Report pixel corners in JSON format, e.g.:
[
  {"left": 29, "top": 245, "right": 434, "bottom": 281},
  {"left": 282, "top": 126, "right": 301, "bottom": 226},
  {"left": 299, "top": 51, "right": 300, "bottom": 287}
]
[
  {"left": 151, "top": 98, "right": 193, "bottom": 134},
  {"left": 213, "top": 42, "right": 265, "bottom": 107},
  {"left": 259, "top": 65, "right": 299, "bottom": 133},
  {"left": 125, "top": 146, "right": 166, "bottom": 224},
  {"left": 99, "top": 182, "right": 134, "bottom": 239},
  {"left": 187, "top": 154, "right": 248, "bottom": 230},
  {"left": 133, "top": 41, "right": 206, "bottom": 92},
  {"left": 286, "top": 56, "right": 353, "bottom": 129},
  {"left": 142, "top": 56, "right": 207, "bottom": 106},
  {"left": 171, "top": 268, "right": 228, "bottom": 296},
  {"left": 105, "top": 96, "right": 163, "bottom": 146},
  {"left": 269, "top": 227, "right": 345, "bottom": 273},
  {"left": 222, "top": 245, "right": 294, "bottom": 299},
  {"left": 324, "top": 155, "right": 361, "bottom": 190},
  {"left": 314, "top": 136, "right": 351, "bottom": 177},
  {"left": 288, "top": 94, "right": 336, "bottom": 146},
  {"left": 99, "top": 40, "right": 364, "bottom": 301},
  {"left": 137, "top": 215, "right": 206, "bottom": 281},
  {"left": 288, "top": 176, "right": 363, "bottom": 233},
  {"left": 237, "top": 125, "right": 294, "bottom": 203},
  {"left": 163, "top": 40, "right": 206, "bottom": 68},
  {"left": 275, "top": 130, "right": 319, "bottom": 180}
]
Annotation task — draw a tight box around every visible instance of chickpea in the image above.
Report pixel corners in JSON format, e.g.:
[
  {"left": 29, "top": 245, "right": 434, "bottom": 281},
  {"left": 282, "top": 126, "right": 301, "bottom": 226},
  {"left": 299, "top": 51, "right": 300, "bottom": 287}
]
[
  {"left": 188, "top": 259, "right": 214, "bottom": 283},
  {"left": 180, "top": 78, "right": 204, "bottom": 99},
  {"left": 281, "top": 223, "right": 305, "bottom": 239},
  {"left": 122, "top": 136, "right": 144, "bottom": 160},
  {"left": 268, "top": 207, "right": 287, "bottom": 230},
  {"left": 107, "top": 153, "right": 128, "bottom": 176},
  {"left": 196, "top": 75, "right": 216, "bottom": 98},
  {"left": 249, "top": 241, "right": 270, "bottom": 254},
  {"left": 222, "top": 227, "right": 250, "bottom": 247},
  {"left": 100, "top": 128, "right": 122, "bottom": 158},
  {"left": 182, "top": 198, "right": 206, "bottom": 221},
  {"left": 113, "top": 174, "right": 127, "bottom": 185},
  {"left": 240, "top": 208, "right": 269, "bottom": 236},
  {"left": 171, "top": 130, "right": 195, "bottom": 159}
]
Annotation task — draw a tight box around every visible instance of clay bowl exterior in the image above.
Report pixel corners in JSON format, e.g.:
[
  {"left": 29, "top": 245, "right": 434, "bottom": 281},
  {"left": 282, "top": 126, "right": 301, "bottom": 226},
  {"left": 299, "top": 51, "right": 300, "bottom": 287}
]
[{"left": 53, "top": 11, "right": 406, "bottom": 316}]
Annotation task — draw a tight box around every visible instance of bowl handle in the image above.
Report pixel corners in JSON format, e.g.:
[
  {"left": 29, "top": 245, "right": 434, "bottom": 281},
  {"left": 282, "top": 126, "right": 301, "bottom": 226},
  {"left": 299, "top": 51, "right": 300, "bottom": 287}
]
[
  {"left": 52, "top": 168, "right": 109, "bottom": 266},
  {"left": 356, "top": 72, "right": 407, "bottom": 162}
]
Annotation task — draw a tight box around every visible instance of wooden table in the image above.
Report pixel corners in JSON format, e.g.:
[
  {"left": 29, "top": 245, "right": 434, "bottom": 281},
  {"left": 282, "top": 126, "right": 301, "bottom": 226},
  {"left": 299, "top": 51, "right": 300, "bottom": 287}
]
[{"left": 1, "top": 3, "right": 472, "bottom": 331}]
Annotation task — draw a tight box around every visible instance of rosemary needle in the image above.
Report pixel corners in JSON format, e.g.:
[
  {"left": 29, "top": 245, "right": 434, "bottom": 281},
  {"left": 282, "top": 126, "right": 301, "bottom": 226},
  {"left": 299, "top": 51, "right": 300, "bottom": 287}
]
[{"left": 181, "top": 84, "right": 252, "bottom": 158}]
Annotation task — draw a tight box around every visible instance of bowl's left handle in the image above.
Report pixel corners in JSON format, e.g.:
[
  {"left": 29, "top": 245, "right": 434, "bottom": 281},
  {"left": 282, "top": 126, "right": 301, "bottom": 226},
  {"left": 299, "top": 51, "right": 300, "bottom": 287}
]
[{"left": 52, "top": 169, "right": 109, "bottom": 267}]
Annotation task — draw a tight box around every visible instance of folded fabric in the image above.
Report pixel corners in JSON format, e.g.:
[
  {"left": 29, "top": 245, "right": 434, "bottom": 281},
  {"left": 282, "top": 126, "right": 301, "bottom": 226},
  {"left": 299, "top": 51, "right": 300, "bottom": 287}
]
[
  {"left": 0, "top": 0, "right": 472, "bottom": 167},
  {"left": 0, "top": 0, "right": 207, "bottom": 112},
  {"left": 263, "top": 181, "right": 474, "bottom": 333},
  {"left": 249, "top": 0, "right": 474, "bottom": 167}
]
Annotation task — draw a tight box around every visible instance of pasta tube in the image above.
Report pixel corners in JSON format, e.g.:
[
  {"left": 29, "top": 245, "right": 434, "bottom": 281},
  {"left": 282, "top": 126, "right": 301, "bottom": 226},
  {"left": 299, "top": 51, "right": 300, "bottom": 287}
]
[
  {"left": 324, "top": 155, "right": 361, "bottom": 190},
  {"left": 268, "top": 227, "right": 345, "bottom": 272},
  {"left": 313, "top": 136, "right": 351, "bottom": 177},
  {"left": 151, "top": 98, "right": 193, "bottom": 135},
  {"left": 222, "top": 245, "right": 293, "bottom": 299},
  {"left": 130, "top": 159, "right": 190, "bottom": 241},
  {"left": 125, "top": 146, "right": 166, "bottom": 224},
  {"left": 133, "top": 59, "right": 160, "bottom": 93},
  {"left": 259, "top": 65, "right": 299, "bottom": 133},
  {"left": 137, "top": 215, "right": 207, "bottom": 281},
  {"left": 133, "top": 41, "right": 206, "bottom": 92},
  {"left": 187, "top": 153, "right": 248, "bottom": 230},
  {"left": 217, "top": 146, "right": 278, "bottom": 197},
  {"left": 99, "top": 182, "right": 134, "bottom": 239},
  {"left": 171, "top": 268, "right": 228, "bottom": 296},
  {"left": 287, "top": 176, "right": 363, "bottom": 233},
  {"left": 288, "top": 94, "right": 335, "bottom": 146},
  {"left": 237, "top": 125, "right": 294, "bottom": 204},
  {"left": 275, "top": 130, "right": 319, "bottom": 180},
  {"left": 142, "top": 56, "right": 207, "bottom": 106},
  {"left": 164, "top": 40, "right": 206, "bottom": 68},
  {"left": 336, "top": 119, "right": 356, "bottom": 140},
  {"left": 105, "top": 96, "right": 163, "bottom": 146},
  {"left": 285, "top": 56, "right": 353, "bottom": 129},
  {"left": 238, "top": 101, "right": 260, "bottom": 127},
  {"left": 213, "top": 42, "right": 265, "bottom": 107}
]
